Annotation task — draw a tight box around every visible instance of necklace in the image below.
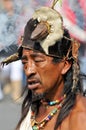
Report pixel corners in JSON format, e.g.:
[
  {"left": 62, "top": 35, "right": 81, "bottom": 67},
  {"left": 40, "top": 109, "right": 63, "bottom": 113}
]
[
  {"left": 41, "top": 94, "right": 66, "bottom": 106},
  {"left": 31, "top": 95, "right": 66, "bottom": 130},
  {"left": 31, "top": 103, "right": 62, "bottom": 130}
]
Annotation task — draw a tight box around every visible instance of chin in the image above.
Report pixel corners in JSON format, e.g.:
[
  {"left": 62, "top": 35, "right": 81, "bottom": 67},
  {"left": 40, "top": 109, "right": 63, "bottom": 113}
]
[{"left": 32, "top": 91, "right": 46, "bottom": 102}]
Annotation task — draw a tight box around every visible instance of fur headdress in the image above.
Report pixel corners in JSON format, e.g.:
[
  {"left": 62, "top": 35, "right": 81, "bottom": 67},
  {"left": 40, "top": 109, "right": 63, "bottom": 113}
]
[{"left": 1, "top": 0, "right": 80, "bottom": 67}]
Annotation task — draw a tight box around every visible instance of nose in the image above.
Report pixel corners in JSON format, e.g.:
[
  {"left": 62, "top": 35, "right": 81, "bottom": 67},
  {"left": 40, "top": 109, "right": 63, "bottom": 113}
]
[{"left": 24, "top": 60, "right": 36, "bottom": 77}]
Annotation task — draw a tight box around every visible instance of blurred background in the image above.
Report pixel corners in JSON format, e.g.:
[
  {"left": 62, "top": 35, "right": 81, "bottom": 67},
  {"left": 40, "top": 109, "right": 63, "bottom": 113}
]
[{"left": 0, "top": 0, "right": 86, "bottom": 130}]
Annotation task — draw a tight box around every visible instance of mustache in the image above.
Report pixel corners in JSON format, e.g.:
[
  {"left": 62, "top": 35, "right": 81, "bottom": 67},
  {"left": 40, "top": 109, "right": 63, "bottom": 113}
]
[
  {"left": 26, "top": 75, "right": 42, "bottom": 87},
  {"left": 26, "top": 74, "right": 41, "bottom": 82}
]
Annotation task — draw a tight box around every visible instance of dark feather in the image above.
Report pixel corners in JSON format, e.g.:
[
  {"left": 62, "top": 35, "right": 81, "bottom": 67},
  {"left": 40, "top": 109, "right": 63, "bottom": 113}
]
[{"left": 0, "top": 43, "right": 18, "bottom": 58}]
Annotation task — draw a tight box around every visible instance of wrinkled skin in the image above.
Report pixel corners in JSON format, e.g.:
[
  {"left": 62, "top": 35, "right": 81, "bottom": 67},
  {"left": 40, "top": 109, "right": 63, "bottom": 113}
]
[
  {"left": 21, "top": 48, "right": 71, "bottom": 99},
  {"left": 21, "top": 48, "right": 86, "bottom": 130}
]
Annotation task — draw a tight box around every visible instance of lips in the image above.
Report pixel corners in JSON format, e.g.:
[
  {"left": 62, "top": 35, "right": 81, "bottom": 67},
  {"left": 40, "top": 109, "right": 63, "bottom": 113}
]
[{"left": 27, "top": 79, "right": 40, "bottom": 90}]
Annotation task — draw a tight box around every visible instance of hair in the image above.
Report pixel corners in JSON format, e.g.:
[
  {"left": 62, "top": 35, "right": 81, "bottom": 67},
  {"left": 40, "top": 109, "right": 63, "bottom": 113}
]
[{"left": 16, "top": 29, "right": 82, "bottom": 130}]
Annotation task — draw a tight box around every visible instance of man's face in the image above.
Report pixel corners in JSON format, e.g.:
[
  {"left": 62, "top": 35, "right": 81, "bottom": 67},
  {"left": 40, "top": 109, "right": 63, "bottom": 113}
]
[{"left": 22, "top": 48, "right": 64, "bottom": 98}]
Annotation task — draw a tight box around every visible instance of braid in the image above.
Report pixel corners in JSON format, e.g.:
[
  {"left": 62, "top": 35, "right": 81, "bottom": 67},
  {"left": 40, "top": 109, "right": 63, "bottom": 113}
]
[
  {"left": 72, "top": 61, "right": 80, "bottom": 92},
  {"left": 54, "top": 66, "right": 77, "bottom": 129},
  {"left": 53, "top": 29, "right": 81, "bottom": 129}
]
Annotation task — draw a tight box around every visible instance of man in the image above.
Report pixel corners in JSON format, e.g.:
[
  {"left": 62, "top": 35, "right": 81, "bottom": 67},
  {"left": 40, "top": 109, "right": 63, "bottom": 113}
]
[{"left": 1, "top": 2, "right": 86, "bottom": 130}]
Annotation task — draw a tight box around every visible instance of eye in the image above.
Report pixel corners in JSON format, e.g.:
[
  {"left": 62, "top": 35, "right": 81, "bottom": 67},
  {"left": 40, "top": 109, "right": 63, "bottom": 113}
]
[
  {"left": 22, "top": 60, "right": 28, "bottom": 65},
  {"left": 22, "top": 61, "right": 26, "bottom": 65},
  {"left": 21, "top": 55, "right": 28, "bottom": 65},
  {"left": 34, "top": 57, "right": 45, "bottom": 62},
  {"left": 22, "top": 61, "right": 28, "bottom": 70}
]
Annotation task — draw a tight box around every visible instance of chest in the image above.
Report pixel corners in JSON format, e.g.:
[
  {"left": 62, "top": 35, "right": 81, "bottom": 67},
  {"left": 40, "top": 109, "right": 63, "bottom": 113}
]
[{"left": 31, "top": 112, "right": 70, "bottom": 130}]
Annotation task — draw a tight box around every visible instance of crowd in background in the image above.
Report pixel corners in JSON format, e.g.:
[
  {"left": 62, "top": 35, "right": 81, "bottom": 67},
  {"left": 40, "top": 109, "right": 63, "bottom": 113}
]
[
  {"left": 0, "top": 0, "right": 31, "bottom": 102},
  {"left": 0, "top": 0, "right": 50, "bottom": 102},
  {"left": 0, "top": 0, "right": 86, "bottom": 101}
]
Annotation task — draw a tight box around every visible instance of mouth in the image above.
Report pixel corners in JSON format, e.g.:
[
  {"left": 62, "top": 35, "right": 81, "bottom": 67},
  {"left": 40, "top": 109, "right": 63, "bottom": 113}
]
[{"left": 27, "top": 79, "right": 40, "bottom": 90}]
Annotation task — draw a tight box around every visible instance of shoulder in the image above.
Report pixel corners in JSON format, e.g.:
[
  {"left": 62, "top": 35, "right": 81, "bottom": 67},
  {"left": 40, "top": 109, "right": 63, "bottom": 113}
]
[
  {"left": 74, "top": 94, "right": 86, "bottom": 111},
  {"left": 69, "top": 94, "right": 86, "bottom": 130}
]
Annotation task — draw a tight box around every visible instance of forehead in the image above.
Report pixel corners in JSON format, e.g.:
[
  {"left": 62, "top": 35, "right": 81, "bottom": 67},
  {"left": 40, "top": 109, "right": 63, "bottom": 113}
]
[
  {"left": 22, "top": 48, "right": 54, "bottom": 62},
  {"left": 22, "top": 48, "right": 47, "bottom": 57}
]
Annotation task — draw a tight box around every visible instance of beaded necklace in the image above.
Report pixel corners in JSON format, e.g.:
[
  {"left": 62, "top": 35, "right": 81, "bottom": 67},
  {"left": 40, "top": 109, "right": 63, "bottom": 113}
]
[
  {"left": 31, "top": 95, "right": 65, "bottom": 130},
  {"left": 41, "top": 95, "right": 66, "bottom": 106}
]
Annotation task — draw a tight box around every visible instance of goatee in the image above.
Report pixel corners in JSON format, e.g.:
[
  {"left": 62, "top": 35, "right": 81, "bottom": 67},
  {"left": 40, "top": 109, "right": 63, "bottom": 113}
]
[
  {"left": 31, "top": 92, "right": 46, "bottom": 113},
  {"left": 32, "top": 92, "right": 45, "bottom": 102}
]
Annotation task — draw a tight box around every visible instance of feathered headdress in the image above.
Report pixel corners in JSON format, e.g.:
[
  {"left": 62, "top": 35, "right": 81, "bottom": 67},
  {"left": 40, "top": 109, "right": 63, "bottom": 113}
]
[
  {"left": 0, "top": 0, "right": 64, "bottom": 65},
  {"left": 0, "top": 0, "right": 80, "bottom": 68},
  {"left": 0, "top": 0, "right": 80, "bottom": 93}
]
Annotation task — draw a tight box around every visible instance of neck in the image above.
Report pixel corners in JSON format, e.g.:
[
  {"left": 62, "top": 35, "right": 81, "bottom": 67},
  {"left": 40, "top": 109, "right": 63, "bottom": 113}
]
[
  {"left": 31, "top": 93, "right": 65, "bottom": 130},
  {"left": 44, "top": 80, "right": 64, "bottom": 101}
]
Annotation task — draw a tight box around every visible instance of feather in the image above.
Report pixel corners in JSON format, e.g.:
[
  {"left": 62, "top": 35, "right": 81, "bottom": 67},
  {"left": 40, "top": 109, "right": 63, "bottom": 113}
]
[
  {"left": 0, "top": 43, "right": 18, "bottom": 57},
  {"left": 0, "top": 43, "right": 18, "bottom": 62},
  {"left": 1, "top": 53, "right": 19, "bottom": 66}
]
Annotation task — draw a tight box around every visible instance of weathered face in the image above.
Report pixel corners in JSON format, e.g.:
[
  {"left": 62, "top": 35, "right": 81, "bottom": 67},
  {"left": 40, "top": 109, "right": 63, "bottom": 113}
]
[{"left": 21, "top": 48, "right": 66, "bottom": 98}]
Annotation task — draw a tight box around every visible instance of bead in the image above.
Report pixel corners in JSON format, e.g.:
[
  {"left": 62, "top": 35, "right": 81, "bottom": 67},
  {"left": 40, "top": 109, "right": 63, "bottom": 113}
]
[
  {"left": 32, "top": 125, "right": 39, "bottom": 130},
  {"left": 48, "top": 115, "right": 52, "bottom": 119},
  {"left": 39, "top": 122, "right": 45, "bottom": 128},
  {"left": 46, "top": 117, "right": 50, "bottom": 121},
  {"left": 52, "top": 108, "right": 57, "bottom": 114},
  {"left": 31, "top": 95, "right": 66, "bottom": 130},
  {"left": 50, "top": 112, "right": 54, "bottom": 116},
  {"left": 47, "top": 95, "right": 65, "bottom": 106}
]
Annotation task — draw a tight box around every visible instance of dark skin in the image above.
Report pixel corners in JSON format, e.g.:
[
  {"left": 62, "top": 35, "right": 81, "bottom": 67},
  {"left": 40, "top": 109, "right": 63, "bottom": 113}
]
[{"left": 22, "top": 48, "right": 86, "bottom": 130}]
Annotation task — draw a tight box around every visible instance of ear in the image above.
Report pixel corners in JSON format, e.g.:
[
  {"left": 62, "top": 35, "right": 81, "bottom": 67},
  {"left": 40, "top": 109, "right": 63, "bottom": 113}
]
[{"left": 61, "top": 61, "right": 71, "bottom": 75}]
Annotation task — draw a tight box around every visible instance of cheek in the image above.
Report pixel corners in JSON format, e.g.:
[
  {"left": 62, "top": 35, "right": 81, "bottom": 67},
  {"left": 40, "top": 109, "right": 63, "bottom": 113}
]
[{"left": 38, "top": 65, "right": 59, "bottom": 87}]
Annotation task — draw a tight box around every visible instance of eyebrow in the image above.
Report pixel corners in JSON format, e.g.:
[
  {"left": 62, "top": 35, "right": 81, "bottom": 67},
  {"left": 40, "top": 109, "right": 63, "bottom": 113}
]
[
  {"left": 21, "top": 52, "right": 45, "bottom": 60},
  {"left": 30, "top": 53, "right": 45, "bottom": 58},
  {"left": 31, "top": 53, "right": 41, "bottom": 56},
  {"left": 21, "top": 55, "right": 28, "bottom": 60}
]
